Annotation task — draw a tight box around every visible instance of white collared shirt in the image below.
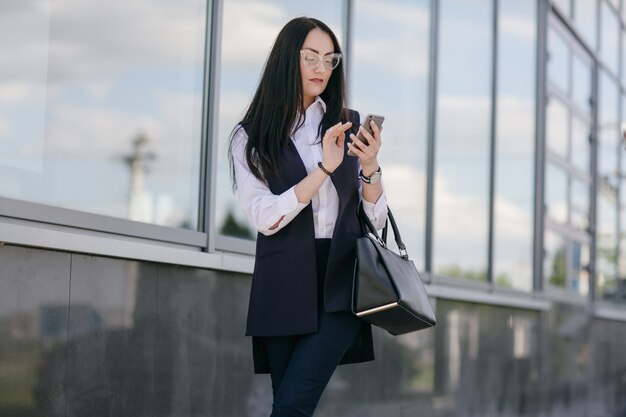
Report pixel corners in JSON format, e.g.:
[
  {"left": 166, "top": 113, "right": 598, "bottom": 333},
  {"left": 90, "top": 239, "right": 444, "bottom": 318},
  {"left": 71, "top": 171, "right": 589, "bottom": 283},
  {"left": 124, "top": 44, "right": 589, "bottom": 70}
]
[{"left": 231, "top": 96, "right": 387, "bottom": 237}]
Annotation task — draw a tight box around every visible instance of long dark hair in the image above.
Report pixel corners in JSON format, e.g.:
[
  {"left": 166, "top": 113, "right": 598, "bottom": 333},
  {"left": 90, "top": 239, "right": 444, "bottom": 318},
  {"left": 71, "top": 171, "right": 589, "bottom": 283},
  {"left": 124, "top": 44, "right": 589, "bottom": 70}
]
[{"left": 228, "top": 17, "right": 347, "bottom": 187}]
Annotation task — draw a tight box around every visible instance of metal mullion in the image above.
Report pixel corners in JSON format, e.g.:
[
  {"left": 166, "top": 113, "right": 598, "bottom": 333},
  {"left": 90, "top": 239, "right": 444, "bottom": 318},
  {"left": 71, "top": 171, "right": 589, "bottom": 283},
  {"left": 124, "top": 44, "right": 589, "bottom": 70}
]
[
  {"left": 534, "top": 0, "right": 549, "bottom": 292},
  {"left": 204, "top": 0, "right": 224, "bottom": 253},
  {"left": 425, "top": 0, "right": 439, "bottom": 279},
  {"left": 199, "top": 0, "right": 213, "bottom": 244},
  {"left": 546, "top": 151, "right": 591, "bottom": 188},
  {"left": 589, "top": 43, "right": 599, "bottom": 307},
  {"left": 344, "top": 0, "right": 353, "bottom": 95},
  {"left": 487, "top": 0, "right": 499, "bottom": 287},
  {"left": 551, "top": 2, "right": 596, "bottom": 59},
  {"left": 615, "top": 17, "right": 623, "bottom": 278},
  {"left": 545, "top": 218, "right": 592, "bottom": 243}
]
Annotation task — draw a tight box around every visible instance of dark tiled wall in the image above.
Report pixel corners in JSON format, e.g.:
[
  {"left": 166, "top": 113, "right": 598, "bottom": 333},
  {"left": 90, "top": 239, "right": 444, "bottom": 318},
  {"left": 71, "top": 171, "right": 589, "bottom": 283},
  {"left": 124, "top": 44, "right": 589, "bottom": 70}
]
[{"left": 1, "top": 244, "right": 625, "bottom": 417}]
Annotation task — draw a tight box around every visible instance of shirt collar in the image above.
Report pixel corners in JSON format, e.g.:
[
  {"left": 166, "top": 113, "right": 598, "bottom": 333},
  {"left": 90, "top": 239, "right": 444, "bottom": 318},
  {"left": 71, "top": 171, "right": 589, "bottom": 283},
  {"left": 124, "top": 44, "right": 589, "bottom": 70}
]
[{"left": 312, "top": 96, "right": 327, "bottom": 113}]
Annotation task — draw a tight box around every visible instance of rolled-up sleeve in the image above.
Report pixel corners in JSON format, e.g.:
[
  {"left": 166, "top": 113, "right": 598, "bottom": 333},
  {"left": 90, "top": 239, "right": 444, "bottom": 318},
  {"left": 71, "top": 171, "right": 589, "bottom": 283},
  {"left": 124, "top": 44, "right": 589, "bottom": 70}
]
[{"left": 232, "top": 127, "right": 308, "bottom": 236}]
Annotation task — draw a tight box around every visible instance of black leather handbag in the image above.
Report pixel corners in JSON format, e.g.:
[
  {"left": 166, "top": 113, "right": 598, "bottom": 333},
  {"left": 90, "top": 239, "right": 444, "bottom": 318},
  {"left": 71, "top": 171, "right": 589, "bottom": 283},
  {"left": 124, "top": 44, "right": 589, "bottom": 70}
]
[{"left": 352, "top": 204, "right": 436, "bottom": 335}]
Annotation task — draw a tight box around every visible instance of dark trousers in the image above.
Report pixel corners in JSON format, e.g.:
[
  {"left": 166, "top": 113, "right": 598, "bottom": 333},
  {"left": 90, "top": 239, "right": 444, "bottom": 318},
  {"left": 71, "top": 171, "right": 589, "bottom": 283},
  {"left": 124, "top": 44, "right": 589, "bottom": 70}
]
[{"left": 261, "top": 239, "right": 363, "bottom": 417}]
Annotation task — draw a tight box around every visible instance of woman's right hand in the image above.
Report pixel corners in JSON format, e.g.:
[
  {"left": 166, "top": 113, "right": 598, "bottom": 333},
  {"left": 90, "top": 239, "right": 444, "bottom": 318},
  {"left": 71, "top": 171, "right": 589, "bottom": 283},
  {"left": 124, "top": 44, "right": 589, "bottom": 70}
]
[{"left": 322, "top": 121, "right": 352, "bottom": 172}]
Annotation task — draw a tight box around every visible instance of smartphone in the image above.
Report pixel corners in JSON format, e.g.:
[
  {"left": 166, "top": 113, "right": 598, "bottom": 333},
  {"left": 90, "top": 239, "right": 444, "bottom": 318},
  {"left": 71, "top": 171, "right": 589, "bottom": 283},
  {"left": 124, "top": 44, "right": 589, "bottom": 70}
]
[{"left": 348, "top": 114, "right": 385, "bottom": 156}]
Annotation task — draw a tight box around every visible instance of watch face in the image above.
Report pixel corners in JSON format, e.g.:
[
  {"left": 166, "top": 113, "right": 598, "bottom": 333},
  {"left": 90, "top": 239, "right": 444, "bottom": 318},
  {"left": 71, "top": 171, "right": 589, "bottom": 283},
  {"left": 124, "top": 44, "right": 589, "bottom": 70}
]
[{"left": 369, "top": 171, "right": 382, "bottom": 184}]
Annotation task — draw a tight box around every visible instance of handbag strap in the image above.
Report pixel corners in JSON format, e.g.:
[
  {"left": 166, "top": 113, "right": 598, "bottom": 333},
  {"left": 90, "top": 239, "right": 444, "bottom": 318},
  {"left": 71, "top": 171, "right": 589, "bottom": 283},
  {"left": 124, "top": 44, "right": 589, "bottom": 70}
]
[{"left": 357, "top": 203, "right": 409, "bottom": 259}]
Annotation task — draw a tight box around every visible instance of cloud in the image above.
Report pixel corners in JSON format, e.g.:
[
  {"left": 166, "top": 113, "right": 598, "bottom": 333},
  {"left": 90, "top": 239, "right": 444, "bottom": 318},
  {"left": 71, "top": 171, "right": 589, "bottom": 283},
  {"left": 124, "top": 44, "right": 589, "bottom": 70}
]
[
  {"left": 221, "top": 1, "right": 288, "bottom": 68},
  {"left": 0, "top": 82, "right": 41, "bottom": 106},
  {"left": 355, "top": 0, "right": 429, "bottom": 27},
  {"left": 43, "top": 104, "right": 164, "bottom": 157},
  {"left": 351, "top": 0, "right": 429, "bottom": 78},
  {"left": 0, "top": 0, "right": 206, "bottom": 84},
  {"left": 500, "top": 15, "right": 535, "bottom": 40}
]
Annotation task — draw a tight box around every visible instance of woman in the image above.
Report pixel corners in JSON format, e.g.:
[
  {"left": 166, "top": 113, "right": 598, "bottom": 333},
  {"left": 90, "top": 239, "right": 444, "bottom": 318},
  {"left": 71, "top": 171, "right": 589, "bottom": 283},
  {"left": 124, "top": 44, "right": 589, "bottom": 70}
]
[{"left": 229, "top": 16, "right": 387, "bottom": 416}]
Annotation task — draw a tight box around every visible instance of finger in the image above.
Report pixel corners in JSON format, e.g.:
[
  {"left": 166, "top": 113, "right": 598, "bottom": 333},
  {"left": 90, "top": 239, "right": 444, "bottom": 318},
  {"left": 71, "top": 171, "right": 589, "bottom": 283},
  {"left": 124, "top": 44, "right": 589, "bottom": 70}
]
[
  {"left": 358, "top": 127, "right": 376, "bottom": 145},
  {"left": 347, "top": 142, "right": 365, "bottom": 158},
  {"left": 336, "top": 129, "right": 346, "bottom": 145},
  {"left": 350, "top": 134, "right": 374, "bottom": 156},
  {"left": 330, "top": 122, "right": 352, "bottom": 139},
  {"left": 370, "top": 120, "right": 381, "bottom": 135},
  {"left": 370, "top": 121, "right": 382, "bottom": 142}
]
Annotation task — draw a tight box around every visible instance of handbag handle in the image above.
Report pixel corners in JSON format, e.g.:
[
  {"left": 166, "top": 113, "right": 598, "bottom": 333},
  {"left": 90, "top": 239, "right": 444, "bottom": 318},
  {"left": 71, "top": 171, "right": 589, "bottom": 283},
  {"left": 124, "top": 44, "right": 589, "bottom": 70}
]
[{"left": 358, "top": 203, "right": 409, "bottom": 260}]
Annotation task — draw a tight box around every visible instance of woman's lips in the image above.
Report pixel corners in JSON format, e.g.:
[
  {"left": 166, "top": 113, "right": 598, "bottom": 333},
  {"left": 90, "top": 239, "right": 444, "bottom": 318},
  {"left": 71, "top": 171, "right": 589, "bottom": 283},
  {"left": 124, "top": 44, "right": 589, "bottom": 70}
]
[{"left": 310, "top": 78, "right": 324, "bottom": 85}]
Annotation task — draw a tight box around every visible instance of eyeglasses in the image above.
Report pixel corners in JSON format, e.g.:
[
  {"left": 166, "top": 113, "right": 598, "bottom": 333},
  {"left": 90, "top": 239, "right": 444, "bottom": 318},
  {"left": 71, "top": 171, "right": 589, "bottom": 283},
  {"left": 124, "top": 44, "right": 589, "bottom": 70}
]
[{"left": 300, "top": 49, "right": 342, "bottom": 70}]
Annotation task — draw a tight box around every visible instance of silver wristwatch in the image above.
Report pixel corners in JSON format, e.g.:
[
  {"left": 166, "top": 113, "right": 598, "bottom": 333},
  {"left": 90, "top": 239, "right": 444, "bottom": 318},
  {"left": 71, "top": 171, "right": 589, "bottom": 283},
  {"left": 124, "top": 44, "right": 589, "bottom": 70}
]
[{"left": 359, "top": 167, "right": 382, "bottom": 184}]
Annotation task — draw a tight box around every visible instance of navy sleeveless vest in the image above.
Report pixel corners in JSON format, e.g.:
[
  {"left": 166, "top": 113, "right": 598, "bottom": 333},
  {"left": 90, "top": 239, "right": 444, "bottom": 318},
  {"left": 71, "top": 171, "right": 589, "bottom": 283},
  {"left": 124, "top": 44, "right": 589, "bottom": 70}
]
[{"left": 245, "top": 109, "right": 374, "bottom": 373}]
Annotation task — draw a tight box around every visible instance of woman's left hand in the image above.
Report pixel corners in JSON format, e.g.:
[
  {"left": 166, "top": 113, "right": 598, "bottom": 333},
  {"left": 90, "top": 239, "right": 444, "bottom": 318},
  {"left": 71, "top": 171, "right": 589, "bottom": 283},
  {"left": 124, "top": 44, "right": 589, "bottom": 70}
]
[{"left": 348, "top": 119, "right": 382, "bottom": 174}]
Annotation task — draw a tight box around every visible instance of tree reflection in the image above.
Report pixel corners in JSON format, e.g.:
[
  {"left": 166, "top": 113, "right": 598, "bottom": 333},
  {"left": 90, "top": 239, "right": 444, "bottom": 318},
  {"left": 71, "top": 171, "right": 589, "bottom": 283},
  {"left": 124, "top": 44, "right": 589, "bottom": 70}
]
[{"left": 219, "top": 206, "right": 254, "bottom": 240}]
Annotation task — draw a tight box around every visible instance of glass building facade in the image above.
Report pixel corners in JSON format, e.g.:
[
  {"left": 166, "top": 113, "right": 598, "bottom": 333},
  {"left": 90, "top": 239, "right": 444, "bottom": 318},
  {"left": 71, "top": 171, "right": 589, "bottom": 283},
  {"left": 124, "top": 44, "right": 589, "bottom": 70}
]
[{"left": 1, "top": 0, "right": 626, "bottom": 415}]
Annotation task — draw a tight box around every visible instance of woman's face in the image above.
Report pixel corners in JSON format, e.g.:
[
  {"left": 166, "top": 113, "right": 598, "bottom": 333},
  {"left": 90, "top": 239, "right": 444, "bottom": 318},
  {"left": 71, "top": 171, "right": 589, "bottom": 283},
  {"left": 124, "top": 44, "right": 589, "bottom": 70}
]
[{"left": 300, "top": 28, "right": 335, "bottom": 108}]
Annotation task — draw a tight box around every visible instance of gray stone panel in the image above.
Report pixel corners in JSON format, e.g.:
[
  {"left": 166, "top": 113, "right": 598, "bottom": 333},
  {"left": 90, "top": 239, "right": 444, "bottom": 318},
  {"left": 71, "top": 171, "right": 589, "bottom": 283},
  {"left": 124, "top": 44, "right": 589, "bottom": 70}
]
[
  {"left": 2, "top": 244, "right": 626, "bottom": 416},
  {"left": 153, "top": 264, "right": 257, "bottom": 417},
  {"left": 0, "top": 245, "right": 70, "bottom": 417},
  {"left": 64, "top": 255, "right": 157, "bottom": 417}
]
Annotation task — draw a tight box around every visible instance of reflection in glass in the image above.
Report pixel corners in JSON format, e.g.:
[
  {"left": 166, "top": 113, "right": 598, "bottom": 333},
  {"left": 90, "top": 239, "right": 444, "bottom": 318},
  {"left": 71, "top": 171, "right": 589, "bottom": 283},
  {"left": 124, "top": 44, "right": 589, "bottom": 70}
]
[
  {"left": 573, "top": 0, "right": 597, "bottom": 50},
  {"left": 0, "top": 0, "right": 207, "bottom": 230},
  {"left": 571, "top": 241, "right": 590, "bottom": 295},
  {"left": 545, "top": 163, "right": 568, "bottom": 224},
  {"left": 214, "top": 0, "right": 344, "bottom": 240},
  {"left": 350, "top": 0, "right": 431, "bottom": 267},
  {"left": 553, "top": 0, "right": 572, "bottom": 17},
  {"left": 596, "top": 69, "right": 619, "bottom": 301},
  {"left": 493, "top": 0, "right": 536, "bottom": 291},
  {"left": 571, "top": 116, "right": 590, "bottom": 173},
  {"left": 544, "top": 230, "right": 567, "bottom": 288},
  {"left": 434, "top": 0, "right": 492, "bottom": 281},
  {"left": 622, "top": 100, "right": 626, "bottom": 279},
  {"left": 623, "top": 31, "right": 626, "bottom": 80},
  {"left": 570, "top": 178, "right": 590, "bottom": 230},
  {"left": 572, "top": 54, "right": 592, "bottom": 114},
  {"left": 598, "top": 71, "right": 619, "bottom": 183},
  {"left": 547, "top": 27, "right": 570, "bottom": 94},
  {"left": 600, "top": 1, "right": 619, "bottom": 75},
  {"left": 546, "top": 98, "right": 569, "bottom": 158},
  {"left": 596, "top": 196, "right": 618, "bottom": 300}
]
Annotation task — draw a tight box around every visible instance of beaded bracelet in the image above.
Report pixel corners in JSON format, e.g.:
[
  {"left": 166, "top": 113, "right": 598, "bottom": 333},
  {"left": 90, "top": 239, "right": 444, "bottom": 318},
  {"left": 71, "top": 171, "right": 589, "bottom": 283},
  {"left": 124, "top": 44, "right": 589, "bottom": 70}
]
[{"left": 317, "top": 161, "right": 333, "bottom": 176}]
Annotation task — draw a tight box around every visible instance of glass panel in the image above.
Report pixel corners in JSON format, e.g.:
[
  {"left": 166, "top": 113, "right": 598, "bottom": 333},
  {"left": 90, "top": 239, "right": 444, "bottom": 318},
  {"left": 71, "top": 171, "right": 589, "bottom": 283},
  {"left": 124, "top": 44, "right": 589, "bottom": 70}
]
[
  {"left": 434, "top": 0, "right": 492, "bottom": 281},
  {"left": 571, "top": 178, "right": 589, "bottom": 230},
  {"left": 350, "top": 0, "right": 431, "bottom": 268},
  {"left": 600, "top": 1, "right": 620, "bottom": 75},
  {"left": 0, "top": 0, "right": 207, "bottom": 230},
  {"left": 574, "top": 0, "right": 597, "bottom": 49},
  {"left": 623, "top": 30, "right": 626, "bottom": 80},
  {"left": 596, "top": 69, "right": 620, "bottom": 303},
  {"left": 571, "top": 240, "right": 590, "bottom": 295},
  {"left": 493, "top": 0, "right": 536, "bottom": 291},
  {"left": 572, "top": 53, "right": 592, "bottom": 114},
  {"left": 597, "top": 196, "right": 618, "bottom": 300},
  {"left": 553, "top": 0, "right": 572, "bottom": 17},
  {"left": 571, "top": 116, "right": 590, "bottom": 172},
  {"left": 544, "top": 230, "right": 567, "bottom": 288},
  {"left": 546, "top": 97, "right": 569, "bottom": 158},
  {"left": 621, "top": 94, "right": 626, "bottom": 278},
  {"left": 214, "top": 0, "right": 345, "bottom": 240},
  {"left": 546, "top": 163, "right": 568, "bottom": 224},
  {"left": 598, "top": 71, "right": 619, "bottom": 189},
  {"left": 547, "top": 27, "right": 570, "bottom": 94}
]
